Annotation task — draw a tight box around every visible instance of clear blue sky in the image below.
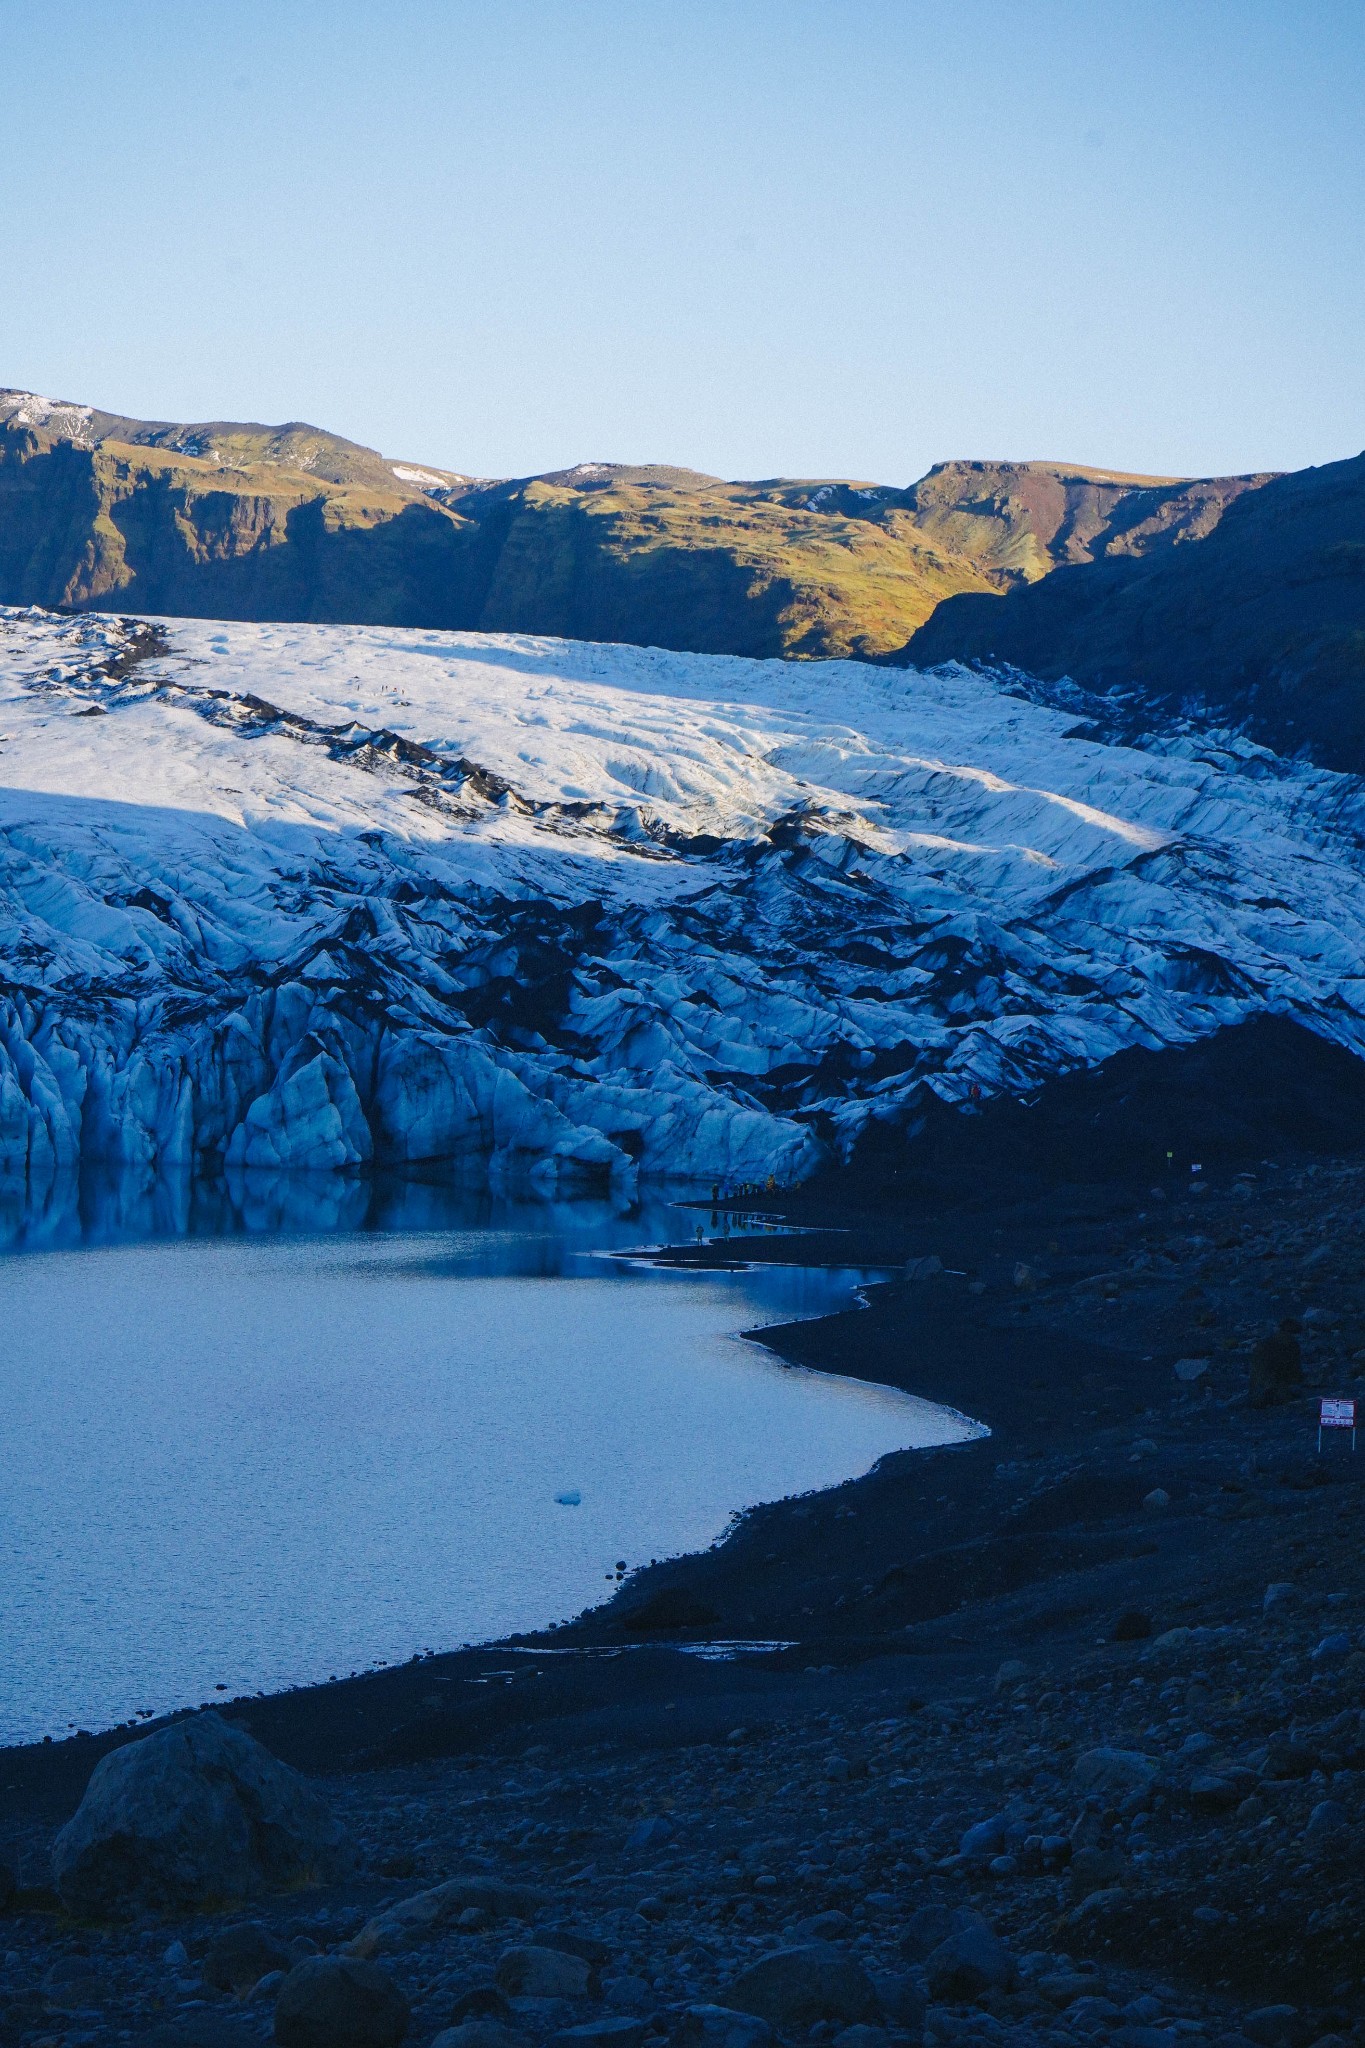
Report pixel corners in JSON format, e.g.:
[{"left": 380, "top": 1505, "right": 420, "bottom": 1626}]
[{"left": 2, "top": 0, "right": 1362, "bottom": 484}]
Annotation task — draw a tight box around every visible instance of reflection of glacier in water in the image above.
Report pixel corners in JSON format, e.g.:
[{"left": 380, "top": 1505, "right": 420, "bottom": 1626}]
[
  {"left": 0, "top": 1158, "right": 579, "bottom": 1256},
  {"left": 0, "top": 1191, "right": 984, "bottom": 1744}
]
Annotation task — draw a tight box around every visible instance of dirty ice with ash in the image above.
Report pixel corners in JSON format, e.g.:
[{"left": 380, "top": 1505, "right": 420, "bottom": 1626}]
[{"left": 1, "top": 604, "right": 1364, "bottom": 1193}]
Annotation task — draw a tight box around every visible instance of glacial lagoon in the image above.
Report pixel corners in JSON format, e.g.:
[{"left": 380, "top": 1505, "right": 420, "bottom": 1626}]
[{"left": 0, "top": 1189, "right": 982, "bottom": 1744}]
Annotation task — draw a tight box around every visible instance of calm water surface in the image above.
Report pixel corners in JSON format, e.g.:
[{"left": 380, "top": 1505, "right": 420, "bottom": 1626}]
[{"left": 0, "top": 1197, "right": 982, "bottom": 1744}]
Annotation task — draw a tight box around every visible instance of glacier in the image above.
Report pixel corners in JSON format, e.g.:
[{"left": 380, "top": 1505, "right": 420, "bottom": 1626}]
[{"left": 2, "top": 603, "right": 1365, "bottom": 1198}]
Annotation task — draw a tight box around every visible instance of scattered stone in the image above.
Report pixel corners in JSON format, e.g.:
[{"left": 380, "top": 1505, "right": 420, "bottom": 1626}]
[
  {"left": 922, "top": 1925, "right": 1018, "bottom": 2001},
  {"left": 1060, "top": 1886, "right": 1126, "bottom": 1929},
  {"left": 725, "top": 1945, "right": 881, "bottom": 2030},
  {"left": 1073, "top": 1747, "right": 1160, "bottom": 1797},
  {"left": 50, "top": 1712, "right": 353, "bottom": 1915},
  {"left": 900, "top": 1906, "right": 981, "bottom": 1963},
  {"left": 203, "top": 1921, "right": 291, "bottom": 1994},
  {"left": 1036, "top": 1973, "right": 1102, "bottom": 2007},
  {"left": 958, "top": 1815, "right": 1007, "bottom": 1859},
  {"left": 605, "top": 1977, "right": 655, "bottom": 2013},
  {"left": 433, "top": 2026, "right": 533, "bottom": 2048},
  {"left": 275, "top": 1956, "right": 410, "bottom": 2048},
  {"left": 992, "top": 1660, "right": 1028, "bottom": 1692},
  {"left": 625, "top": 1817, "right": 673, "bottom": 1849},
  {"left": 538, "top": 1930, "right": 614, "bottom": 1968},
  {"left": 554, "top": 2021, "right": 648, "bottom": 2048},
  {"left": 1174, "top": 1357, "right": 1210, "bottom": 1381},
  {"left": 142, "top": 2021, "right": 261, "bottom": 2048},
  {"left": 1264, "top": 1583, "right": 1298, "bottom": 1615},
  {"left": 1311, "top": 1633, "right": 1351, "bottom": 1662},
  {"left": 1112, "top": 1609, "right": 1153, "bottom": 1642},
  {"left": 495, "top": 1945, "right": 596, "bottom": 2000},
  {"left": 349, "top": 1877, "right": 546, "bottom": 1957},
  {"left": 671, "top": 2007, "right": 773, "bottom": 2048},
  {"left": 832, "top": 2028, "right": 888, "bottom": 2048},
  {"left": 1264, "top": 1735, "right": 1317, "bottom": 1779},
  {"left": 1190, "top": 1773, "right": 1241, "bottom": 1812},
  {"left": 1143, "top": 1488, "right": 1172, "bottom": 1511},
  {"left": 797, "top": 1911, "right": 852, "bottom": 1941},
  {"left": 41, "top": 1956, "right": 106, "bottom": 2010}
]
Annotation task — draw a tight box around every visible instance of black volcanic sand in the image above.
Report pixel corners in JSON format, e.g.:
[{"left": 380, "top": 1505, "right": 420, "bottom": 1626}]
[{"left": 6, "top": 1017, "right": 1365, "bottom": 2044}]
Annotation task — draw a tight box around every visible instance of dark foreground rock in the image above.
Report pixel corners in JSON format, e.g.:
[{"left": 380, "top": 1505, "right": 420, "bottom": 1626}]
[
  {"left": 275, "top": 1954, "right": 410, "bottom": 2048},
  {"left": 50, "top": 1710, "right": 354, "bottom": 1915},
  {"left": 724, "top": 1947, "right": 881, "bottom": 2030}
]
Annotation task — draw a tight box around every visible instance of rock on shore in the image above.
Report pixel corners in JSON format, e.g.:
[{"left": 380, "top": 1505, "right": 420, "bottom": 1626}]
[{"left": 51, "top": 1711, "right": 354, "bottom": 1915}]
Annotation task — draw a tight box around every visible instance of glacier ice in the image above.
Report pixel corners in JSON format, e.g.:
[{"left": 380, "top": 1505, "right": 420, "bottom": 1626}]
[{"left": 1, "top": 604, "right": 1365, "bottom": 1196}]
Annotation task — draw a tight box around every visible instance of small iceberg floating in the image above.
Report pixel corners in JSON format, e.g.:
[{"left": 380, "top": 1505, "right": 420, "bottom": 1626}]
[{"left": 555, "top": 1489, "right": 582, "bottom": 1507}]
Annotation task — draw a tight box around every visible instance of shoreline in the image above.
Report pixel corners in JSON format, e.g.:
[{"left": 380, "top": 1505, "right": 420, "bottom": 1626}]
[
  {"left": 0, "top": 1118, "right": 1329, "bottom": 1808},
  {"left": 7, "top": 1022, "right": 1365, "bottom": 2033}
]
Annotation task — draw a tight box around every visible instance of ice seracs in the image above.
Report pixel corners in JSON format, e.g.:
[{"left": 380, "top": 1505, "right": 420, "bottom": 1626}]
[{"left": 1, "top": 604, "right": 1365, "bottom": 1193}]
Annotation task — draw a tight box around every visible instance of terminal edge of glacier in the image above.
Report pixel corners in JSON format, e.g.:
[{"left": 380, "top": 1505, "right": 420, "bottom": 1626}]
[{"left": 5, "top": 604, "right": 1365, "bottom": 1216}]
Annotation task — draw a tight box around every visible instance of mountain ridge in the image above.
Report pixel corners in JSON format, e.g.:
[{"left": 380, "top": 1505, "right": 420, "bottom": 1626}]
[
  {"left": 904, "top": 447, "right": 1365, "bottom": 772},
  {"left": 0, "top": 386, "right": 1272, "bottom": 662}
]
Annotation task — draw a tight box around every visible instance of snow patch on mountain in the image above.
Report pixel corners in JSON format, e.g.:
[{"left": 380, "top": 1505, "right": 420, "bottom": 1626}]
[
  {"left": 1, "top": 604, "right": 1364, "bottom": 1193},
  {"left": 0, "top": 390, "right": 95, "bottom": 442}
]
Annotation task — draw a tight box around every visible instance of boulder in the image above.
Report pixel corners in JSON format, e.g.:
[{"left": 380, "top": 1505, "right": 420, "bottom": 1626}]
[
  {"left": 1189, "top": 1774, "right": 1241, "bottom": 1813},
  {"left": 797, "top": 1911, "right": 852, "bottom": 1942},
  {"left": 449, "top": 1985, "right": 515, "bottom": 2026},
  {"left": 958, "top": 1816, "right": 1007, "bottom": 1859},
  {"left": 202, "top": 1923, "right": 291, "bottom": 1994},
  {"left": 900, "top": 1906, "right": 982, "bottom": 1963},
  {"left": 922, "top": 1926, "right": 1017, "bottom": 2002},
  {"left": 1263, "top": 1734, "right": 1318, "bottom": 1780},
  {"left": 671, "top": 2007, "right": 774, "bottom": 2048},
  {"left": 1073, "top": 1747, "right": 1159, "bottom": 1798},
  {"left": 275, "top": 1957, "right": 409, "bottom": 2048},
  {"left": 1243, "top": 2008, "right": 1303, "bottom": 2048},
  {"left": 50, "top": 1713, "right": 353, "bottom": 1915},
  {"left": 349, "top": 1877, "right": 546, "bottom": 1957},
  {"left": 605, "top": 1978, "right": 655, "bottom": 2013},
  {"left": 495, "top": 1946, "right": 595, "bottom": 2000},
  {"left": 725, "top": 1946, "right": 881, "bottom": 2030}
]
